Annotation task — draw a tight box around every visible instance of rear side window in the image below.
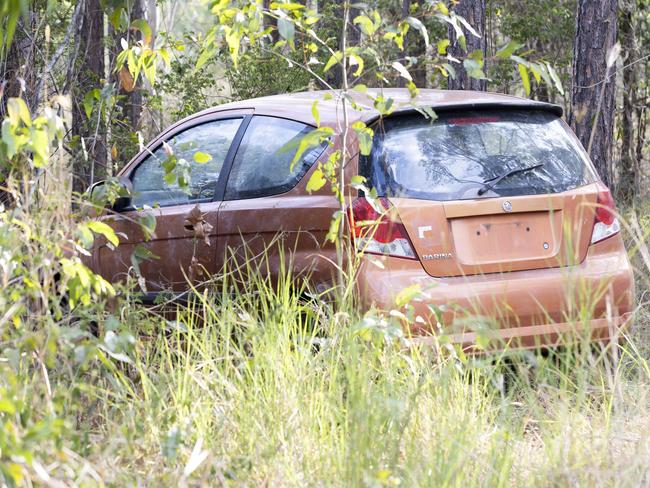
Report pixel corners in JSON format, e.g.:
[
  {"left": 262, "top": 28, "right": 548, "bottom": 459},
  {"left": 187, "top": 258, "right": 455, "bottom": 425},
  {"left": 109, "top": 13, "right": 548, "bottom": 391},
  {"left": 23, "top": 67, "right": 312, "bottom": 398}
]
[
  {"left": 361, "top": 110, "right": 597, "bottom": 201},
  {"left": 225, "top": 116, "right": 327, "bottom": 200}
]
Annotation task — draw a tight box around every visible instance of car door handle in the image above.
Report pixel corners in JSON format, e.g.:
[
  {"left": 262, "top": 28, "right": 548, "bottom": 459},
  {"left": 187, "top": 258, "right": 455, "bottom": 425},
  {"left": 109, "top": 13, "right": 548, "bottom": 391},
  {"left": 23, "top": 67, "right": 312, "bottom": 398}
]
[{"left": 184, "top": 223, "right": 195, "bottom": 231}]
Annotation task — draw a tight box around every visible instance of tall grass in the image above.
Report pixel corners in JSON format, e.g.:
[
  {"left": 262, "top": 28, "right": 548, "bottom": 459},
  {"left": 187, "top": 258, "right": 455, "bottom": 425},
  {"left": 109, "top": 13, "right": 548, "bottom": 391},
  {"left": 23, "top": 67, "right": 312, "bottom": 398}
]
[
  {"left": 72, "top": 251, "right": 650, "bottom": 486},
  {"left": 2, "top": 194, "right": 650, "bottom": 485}
]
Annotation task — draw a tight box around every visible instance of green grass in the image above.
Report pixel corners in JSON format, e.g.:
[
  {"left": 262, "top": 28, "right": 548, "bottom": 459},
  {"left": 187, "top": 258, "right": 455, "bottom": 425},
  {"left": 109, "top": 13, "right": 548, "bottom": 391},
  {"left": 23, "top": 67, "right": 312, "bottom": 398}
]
[
  {"left": 2, "top": 211, "right": 650, "bottom": 486},
  {"left": 61, "top": 263, "right": 648, "bottom": 486}
]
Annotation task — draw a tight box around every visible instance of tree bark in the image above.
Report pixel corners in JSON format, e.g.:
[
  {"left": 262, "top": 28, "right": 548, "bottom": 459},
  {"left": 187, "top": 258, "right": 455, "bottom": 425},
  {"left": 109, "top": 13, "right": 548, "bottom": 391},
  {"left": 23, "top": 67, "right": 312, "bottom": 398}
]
[
  {"left": 71, "top": 0, "right": 106, "bottom": 194},
  {"left": 447, "top": 0, "right": 487, "bottom": 91},
  {"left": 618, "top": 0, "right": 638, "bottom": 202},
  {"left": 1, "top": 13, "right": 38, "bottom": 114},
  {"left": 569, "top": 0, "right": 617, "bottom": 188}
]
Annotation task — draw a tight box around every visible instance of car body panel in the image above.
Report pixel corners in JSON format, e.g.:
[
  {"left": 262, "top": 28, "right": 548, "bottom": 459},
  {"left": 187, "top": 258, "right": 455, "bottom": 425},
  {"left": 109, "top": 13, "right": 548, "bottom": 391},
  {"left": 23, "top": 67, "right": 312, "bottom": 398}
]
[
  {"left": 391, "top": 183, "right": 598, "bottom": 277},
  {"left": 356, "top": 234, "right": 634, "bottom": 347},
  {"left": 97, "top": 202, "right": 219, "bottom": 291}
]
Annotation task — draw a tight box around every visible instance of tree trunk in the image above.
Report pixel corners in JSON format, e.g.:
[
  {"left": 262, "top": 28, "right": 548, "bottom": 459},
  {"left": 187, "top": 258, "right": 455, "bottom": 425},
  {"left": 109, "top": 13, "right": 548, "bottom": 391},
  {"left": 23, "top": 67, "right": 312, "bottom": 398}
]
[
  {"left": 618, "top": 0, "right": 638, "bottom": 203},
  {"left": 71, "top": 0, "right": 106, "bottom": 194},
  {"left": 1, "top": 13, "right": 38, "bottom": 114},
  {"left": 447, "top": 0, "right": 487, "bottom": 91},
  {"left": 569, "top": 0, "right": 617, "bottom": 189}
]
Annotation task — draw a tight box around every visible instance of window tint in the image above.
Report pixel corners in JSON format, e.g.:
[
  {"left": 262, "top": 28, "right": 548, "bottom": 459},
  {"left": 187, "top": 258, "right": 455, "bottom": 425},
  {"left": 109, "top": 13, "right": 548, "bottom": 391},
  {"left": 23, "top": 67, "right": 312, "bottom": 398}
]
[
  {"left": 362, "top": 110, "right": 597, "bottom": 201},
  {"left": 131, "top": 118, "right": 241, "bottom": 208},
  {"left": 225, "top": 116, "right": 327, "bottom": 200}
]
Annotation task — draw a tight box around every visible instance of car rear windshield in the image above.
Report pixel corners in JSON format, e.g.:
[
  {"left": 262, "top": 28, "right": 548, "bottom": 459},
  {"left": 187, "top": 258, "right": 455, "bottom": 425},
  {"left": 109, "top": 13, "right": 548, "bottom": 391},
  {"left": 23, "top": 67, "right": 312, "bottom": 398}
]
[{"left": 361, "top": 109, "right": 598, "bottom": 201}]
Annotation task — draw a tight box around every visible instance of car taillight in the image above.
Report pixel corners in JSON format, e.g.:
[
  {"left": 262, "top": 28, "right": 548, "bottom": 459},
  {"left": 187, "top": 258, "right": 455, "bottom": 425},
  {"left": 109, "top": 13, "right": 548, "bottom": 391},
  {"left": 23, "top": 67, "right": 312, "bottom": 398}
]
[
  {"left": 350, "top": 197, "right": 417, "bottom": 259},
  {"left": 591, "top": 184, "right": 620, "bottom": 244}
]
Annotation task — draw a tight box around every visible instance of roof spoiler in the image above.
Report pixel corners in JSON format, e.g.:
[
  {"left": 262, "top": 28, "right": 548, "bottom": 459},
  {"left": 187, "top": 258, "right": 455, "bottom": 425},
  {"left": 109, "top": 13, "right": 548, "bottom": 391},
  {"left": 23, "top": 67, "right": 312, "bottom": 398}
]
[{"left": 365, "top": 101, "right": 564, "bottom": 125}]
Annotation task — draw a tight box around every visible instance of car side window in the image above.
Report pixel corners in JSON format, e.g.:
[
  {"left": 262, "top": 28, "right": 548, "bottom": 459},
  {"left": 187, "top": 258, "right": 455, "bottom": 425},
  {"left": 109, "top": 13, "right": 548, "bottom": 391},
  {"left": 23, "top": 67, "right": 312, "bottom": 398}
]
[
  {"left": 131, "top": 118, "right": 242, "bottom": 208},
  {"left": 224, "top": 116, "right": 327, "bottom": 200}
]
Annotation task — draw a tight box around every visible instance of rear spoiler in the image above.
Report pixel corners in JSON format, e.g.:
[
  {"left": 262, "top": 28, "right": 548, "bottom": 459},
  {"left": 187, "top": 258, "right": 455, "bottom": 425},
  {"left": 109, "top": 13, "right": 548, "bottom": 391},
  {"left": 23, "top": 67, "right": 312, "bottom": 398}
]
[{"left": 364, "top": 101, "right": 564, "bottom": 125}]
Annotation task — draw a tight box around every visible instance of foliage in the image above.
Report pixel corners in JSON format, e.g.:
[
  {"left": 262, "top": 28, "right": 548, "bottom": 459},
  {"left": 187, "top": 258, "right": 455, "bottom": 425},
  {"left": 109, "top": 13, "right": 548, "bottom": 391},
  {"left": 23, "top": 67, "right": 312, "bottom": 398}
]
[
  {"left": 0, "top": 0, "right": 650, "bottom": 485},
  {"left": 226, "top": 47, "right": 315, "bottom": 100}
]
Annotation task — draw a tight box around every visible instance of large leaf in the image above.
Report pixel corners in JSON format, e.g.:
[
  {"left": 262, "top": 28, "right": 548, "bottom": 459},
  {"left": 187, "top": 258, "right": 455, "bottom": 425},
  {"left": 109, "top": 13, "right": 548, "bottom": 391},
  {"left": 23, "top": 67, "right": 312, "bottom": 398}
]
[
  {"left": 406, "top": 17, "right": 429, "bottom": 47},
  {"left": 278, "top": 17, "right": 295, "bottom": 43},
  {"left": 193, "top": 151, "right": 212, "bottom": 164},
  {"left": 353, "top": 15, "right": 377, "bottom": 36},
  {"left": 87, "top": 221, "right": 119, "bottom": 247},
  {"left": 391, "top": 61, "right": 412, "bottom": 82},
  {"left": 131, "top": 18, "right": 153, "bottom": 46},
  {"left": 306, "top": 167, "right": 326, "bottom": 193},
  {"left": 518, "top": 64, "right": 531, "bottom": 96},
  {"left": 352, "top": 121, "right": 374, "bottom": 156},
  {"left": 324, "top": 51, "right": 343, "bottom": 72}
]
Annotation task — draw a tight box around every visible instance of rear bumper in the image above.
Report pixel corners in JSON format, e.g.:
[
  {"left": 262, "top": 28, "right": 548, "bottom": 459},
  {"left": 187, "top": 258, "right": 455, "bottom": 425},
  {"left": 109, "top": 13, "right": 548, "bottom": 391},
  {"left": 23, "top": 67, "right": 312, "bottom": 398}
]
[
  {"left": 410, "top": 313, "right": 633, "bottom": 351},
  {"left": 356, "top": 236, "right": 635, "bottom": 349}
]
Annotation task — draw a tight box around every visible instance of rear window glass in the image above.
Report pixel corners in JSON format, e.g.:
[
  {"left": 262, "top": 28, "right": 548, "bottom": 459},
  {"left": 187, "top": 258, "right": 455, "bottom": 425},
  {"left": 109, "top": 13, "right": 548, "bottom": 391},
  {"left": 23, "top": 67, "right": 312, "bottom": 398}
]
[{"left": 361, "top": 110, "right": 597, "bottom": 201}]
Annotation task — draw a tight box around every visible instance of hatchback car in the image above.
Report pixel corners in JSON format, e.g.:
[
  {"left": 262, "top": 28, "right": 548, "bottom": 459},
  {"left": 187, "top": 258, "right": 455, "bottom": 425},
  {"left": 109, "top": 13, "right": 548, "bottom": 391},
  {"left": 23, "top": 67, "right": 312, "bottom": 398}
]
[{"left": 88, "top": 88, "right": 634, "bottom": 349}]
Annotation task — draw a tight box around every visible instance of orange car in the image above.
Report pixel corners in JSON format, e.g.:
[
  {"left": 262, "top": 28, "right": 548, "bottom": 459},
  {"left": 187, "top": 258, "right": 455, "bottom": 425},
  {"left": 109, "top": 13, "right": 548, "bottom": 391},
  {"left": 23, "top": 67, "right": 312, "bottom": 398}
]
[{"left": 89, "top": 89, "right": 634, "bottom": 349}]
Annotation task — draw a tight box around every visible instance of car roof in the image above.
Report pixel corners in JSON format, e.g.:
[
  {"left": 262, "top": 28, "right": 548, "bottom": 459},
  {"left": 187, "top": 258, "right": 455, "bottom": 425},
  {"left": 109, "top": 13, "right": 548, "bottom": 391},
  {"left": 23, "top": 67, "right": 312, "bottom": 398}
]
[{"left": 187, "top": 88, "right": 563, "bottom": 127}]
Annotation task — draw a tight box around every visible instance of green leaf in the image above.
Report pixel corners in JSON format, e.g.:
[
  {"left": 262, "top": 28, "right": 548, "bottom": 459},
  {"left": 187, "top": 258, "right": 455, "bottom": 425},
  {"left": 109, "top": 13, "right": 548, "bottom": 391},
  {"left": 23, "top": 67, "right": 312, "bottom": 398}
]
[
  {"left": 270, "top": 2, "right": 305, "bottom": 10},
  {"left": 415, "top": 106, "right": 437, "bottom": 121},
  {"left": 463, "top": 58, "right": 485, "bottom": 80},
  {"left": 306, "top": 167, "right": 326, "bottom": 193},
  {"left": 311, "top": 100, "right": 320, "bottom": 126},
  {"left": 138, "top": 213, "right": 157, "bottom": 240},
  {"left": 277, "top": 17, "right": 295, "bottom": 43},
  {"left": 518, "top": 63, "right": 531, "bottom": 96},
  {"left": 7, "top": 97, "right": 30, "bottom": 127},
  {"left": 395, "top": 284, "right": 422, "bottom": 308},
  {"left": 0, "top": 398, "right": 16, "bottom": 414},
  {"left": 349, "top": 53, "right": 364, "bottom": 77},
  {"left": 353, "top": 15, "right": 376, "bottom": 36},
  {"left": 546, "top": 62, "right": 565, "bottom": 96},
  {"left": 391, "top": 61, "right": 412, "bottom": 82},
  {"left": 193, "top": 151, "right": 212, "bottom": 164},
  {"left": 437, "top": 39, "right": 450, "bottom": 55},
  {"left": 131, "top": 18, "right": 153, "bottom": 45},
  {"left": 495, "top": 40, "right": 522, "bottom": 59},
  {"left": 455, "top": 13, "right": 480, "bottom": 38},
  {"left": 406, "top": 17, "right": 429, "bottom": 47},
  {"left": 195, "top": 47, "right": 214, "bottom": 72},
  {"left": 288, "top": 126, "right": 333, "bottom": 170},
  {"left": 529, "top": 63, "right": 541, "bottom": 84},
  {"left": 324, "top": 51, "right": 343, "bottom": 72},
  {"left": 352, "top": 121, "right": 374, "bottom": 156},
  {"left": 87, "top": 221, "right": 119, "bottom": 247}
]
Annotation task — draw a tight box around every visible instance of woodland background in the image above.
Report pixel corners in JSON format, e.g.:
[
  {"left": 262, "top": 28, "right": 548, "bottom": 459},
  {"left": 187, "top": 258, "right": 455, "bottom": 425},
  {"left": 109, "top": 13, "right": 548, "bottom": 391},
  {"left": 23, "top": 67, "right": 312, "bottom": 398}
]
[
  {"left": 1, "top": 0, "right": 650, "bottom": 486},
  {"left": 2, "top": 0, "right": 649, "bottom": 203}
]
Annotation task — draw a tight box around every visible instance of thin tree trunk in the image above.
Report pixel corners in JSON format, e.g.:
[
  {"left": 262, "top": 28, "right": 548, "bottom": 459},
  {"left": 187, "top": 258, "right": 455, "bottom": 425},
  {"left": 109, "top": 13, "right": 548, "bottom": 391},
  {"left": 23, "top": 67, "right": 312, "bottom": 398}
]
[
  {"left": 1, "top": 13, "right": 38, "bottom": 113},
  {"left": 569, "top": 0, "right": 617, "bottom": 189},
  {"left": 618, "top": 0, "right": 638, "bottom": 202},
  {"left": 71, "top": 0, "right": 106, "bottom": 194},
  {"left": 447, "top": 0, "right": 487, "bottom": 91}
]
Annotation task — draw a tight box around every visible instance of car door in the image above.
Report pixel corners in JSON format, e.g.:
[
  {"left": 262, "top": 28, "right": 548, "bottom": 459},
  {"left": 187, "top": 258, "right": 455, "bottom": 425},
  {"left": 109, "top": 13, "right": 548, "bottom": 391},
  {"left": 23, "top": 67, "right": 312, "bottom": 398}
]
[
  {"left": 217, "top": 115, "right": 340, "bottom": 289},
  {"left": 97, "top": 114, "right": 249, "bottom": 294}
]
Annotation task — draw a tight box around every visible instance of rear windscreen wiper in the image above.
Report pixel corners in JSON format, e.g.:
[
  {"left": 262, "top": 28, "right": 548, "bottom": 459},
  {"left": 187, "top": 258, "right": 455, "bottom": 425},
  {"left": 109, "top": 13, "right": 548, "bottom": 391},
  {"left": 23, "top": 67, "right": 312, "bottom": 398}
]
[{"left": 477, "top": 163, "right": 545, "bottom": 196}]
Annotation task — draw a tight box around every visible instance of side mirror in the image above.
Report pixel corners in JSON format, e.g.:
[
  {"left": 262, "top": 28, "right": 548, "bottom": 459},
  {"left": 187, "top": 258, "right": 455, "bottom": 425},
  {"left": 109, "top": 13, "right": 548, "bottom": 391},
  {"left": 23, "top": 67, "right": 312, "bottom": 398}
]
[
  {"left": 112, "top": 177, "right": 133, "bottom": 212},
  {"left": 88, "top": 177, "right": 133, "bottom": 212}
]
